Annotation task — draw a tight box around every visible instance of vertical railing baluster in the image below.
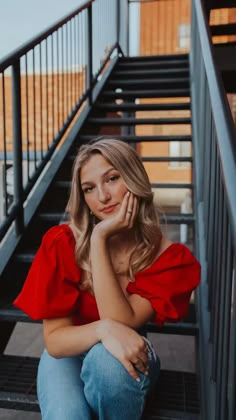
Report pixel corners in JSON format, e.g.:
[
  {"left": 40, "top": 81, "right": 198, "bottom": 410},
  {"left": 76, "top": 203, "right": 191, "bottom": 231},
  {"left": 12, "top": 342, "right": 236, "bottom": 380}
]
[
  {"left": 39, "top": 43, "right": 43, "bottom": 159},
  {"left": 1, "top": 72, "right": 8, "bottom": 217},
  {"left": 87, "top": 3, "right": 93, "bottom": 105},
  {"left": 12, "top": 60, "right": 24, "bottom": 235}
]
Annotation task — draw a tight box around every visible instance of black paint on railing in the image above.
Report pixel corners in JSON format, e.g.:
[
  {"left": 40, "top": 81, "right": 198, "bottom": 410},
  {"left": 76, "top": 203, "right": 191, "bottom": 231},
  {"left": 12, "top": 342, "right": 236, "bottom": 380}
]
[{"left": 190, "top": 2, "right": 236, "bottom": 420}]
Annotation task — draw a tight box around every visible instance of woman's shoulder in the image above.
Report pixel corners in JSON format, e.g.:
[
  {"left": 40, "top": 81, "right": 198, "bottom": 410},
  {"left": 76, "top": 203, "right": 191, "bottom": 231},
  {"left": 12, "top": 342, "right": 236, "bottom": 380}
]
[
  {"left": 142, "top": 237, "right": 200, "bottom": 275},
  {"left": 41, "top": 223, "right": 75, "bottom": 248}
]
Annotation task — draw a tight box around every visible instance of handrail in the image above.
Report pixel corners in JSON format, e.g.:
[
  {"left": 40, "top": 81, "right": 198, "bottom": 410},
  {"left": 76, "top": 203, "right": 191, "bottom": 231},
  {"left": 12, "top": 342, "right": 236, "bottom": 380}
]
[
  {"left": 193, "top": 0, "right": 236, "bottom": 246},
  {"left": 0, "top": 1, "right": 94, "bottom": 72},
  {"left": 190, "top": 2, "right": 236, "bottom": 420}
]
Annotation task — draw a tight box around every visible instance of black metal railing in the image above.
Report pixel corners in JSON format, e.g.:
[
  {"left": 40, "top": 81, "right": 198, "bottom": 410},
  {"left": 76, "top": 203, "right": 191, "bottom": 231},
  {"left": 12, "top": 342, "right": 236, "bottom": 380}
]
[
  {"left": 190, "top": 2, "right": 236, "bottom": 420},
  {"left": 0, "top": 0, "right": 126, "bottom": 241}
]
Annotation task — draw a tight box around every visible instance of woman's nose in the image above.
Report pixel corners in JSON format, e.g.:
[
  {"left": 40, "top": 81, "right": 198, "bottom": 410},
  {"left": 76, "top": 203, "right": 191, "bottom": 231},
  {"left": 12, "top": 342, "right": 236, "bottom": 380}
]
[{"left": 97, "top": 186, "right": 111, "bottom": 202}]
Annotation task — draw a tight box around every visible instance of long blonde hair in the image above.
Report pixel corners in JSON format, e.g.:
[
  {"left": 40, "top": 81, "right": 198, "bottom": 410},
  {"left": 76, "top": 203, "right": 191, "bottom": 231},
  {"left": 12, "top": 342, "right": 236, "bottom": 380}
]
[{"left": 66, "top": 137, "right": 162, "bottom": 290}]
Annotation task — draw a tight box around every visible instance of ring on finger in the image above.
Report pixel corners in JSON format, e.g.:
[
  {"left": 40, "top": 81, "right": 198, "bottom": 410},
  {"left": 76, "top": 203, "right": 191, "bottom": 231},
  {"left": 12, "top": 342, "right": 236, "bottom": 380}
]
[{"left": 127, "top": 210, "right": 132, "bottom": 214}]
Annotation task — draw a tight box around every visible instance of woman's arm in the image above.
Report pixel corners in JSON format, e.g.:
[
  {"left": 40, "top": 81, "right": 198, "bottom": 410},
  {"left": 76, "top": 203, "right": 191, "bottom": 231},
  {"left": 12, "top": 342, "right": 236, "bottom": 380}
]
[
  {"left": 91, "top": 233, "right": 154, "bottom": 328},
  {"left": 90, "top": 192, "right": 155, "bottom": 328},
  {"left": 43, "top": 316, "right": 101, "bottom": 358},
  {"left": 43, "top": 316, "right": 149, "bottom": 381}
]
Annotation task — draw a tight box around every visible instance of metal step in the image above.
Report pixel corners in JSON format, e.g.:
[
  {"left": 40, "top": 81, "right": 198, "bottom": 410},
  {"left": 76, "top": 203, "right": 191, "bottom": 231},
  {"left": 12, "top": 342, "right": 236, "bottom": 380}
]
[
  {"left": 54, "top": 180, "right": 193, "bottom": 190},
  {"left": 112, "top": 68, "right": 189, "bottom": 78},
  {"left": 119, "top": 53, "right": 188, "bottom": 62},
  {"left": 94, "top": 102, "right": 191, "bottom": 112},
  {"left": 117, "top": 61, "right": 189, "bottom": 71},
  {"left": 0, "top": 355, "right": 199, "bottom": 418},
  {"left": 107, "top": 78, "right": 189, "bottom": 89},
  {"left": 88, "top": 117, "right": 191, "bottom": 125},
  {"left": 101, "top": 89, "right": 190, "bottom": 99},
  {"left": 0, "top": 302, "right": 37, "bottom": 323},
  {"left": 79, "top": 134, "right": 192, "bottom": 143},
  {"left": 211, "top": 23, "right": 236, "bottom": 36},
  {"left": 141, "top": 157, "right": 192, "bottom": 163}
]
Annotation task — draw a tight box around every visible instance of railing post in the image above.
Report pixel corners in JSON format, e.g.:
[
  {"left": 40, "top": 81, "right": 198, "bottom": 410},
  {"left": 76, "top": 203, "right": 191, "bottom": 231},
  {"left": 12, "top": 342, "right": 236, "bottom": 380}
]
[
  {"left": 12, "top": 59, "right": 24, "bottom": 236},
  {"left": 87, "top": 3, "right": 93, "bottom": 105},
  {"left": 116, "top": 0, "right": 120, "bottom": 48},
  {"left": 126, "top": 0, "right": 130, "bottom": 56}
]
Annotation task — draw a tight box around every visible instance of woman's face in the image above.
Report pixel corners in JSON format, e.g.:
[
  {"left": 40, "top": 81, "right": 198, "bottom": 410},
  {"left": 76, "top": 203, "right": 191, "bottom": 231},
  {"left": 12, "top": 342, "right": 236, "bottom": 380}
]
[{"left": 80, "top": 154, "right": 128, "bottom": 220}]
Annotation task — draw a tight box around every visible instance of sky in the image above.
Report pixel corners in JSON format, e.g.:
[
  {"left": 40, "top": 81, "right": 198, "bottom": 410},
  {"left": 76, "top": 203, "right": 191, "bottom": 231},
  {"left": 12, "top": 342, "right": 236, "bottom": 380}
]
[
  {"left": 0, "top": 0, "right": 84, "bottom": 60},
  {"left": 0, "top": 0, "right": 139, "bottom": 61}
]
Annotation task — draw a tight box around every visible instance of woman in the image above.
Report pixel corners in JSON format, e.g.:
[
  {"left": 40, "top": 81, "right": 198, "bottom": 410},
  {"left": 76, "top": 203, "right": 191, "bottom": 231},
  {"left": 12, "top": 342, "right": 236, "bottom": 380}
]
[{"left": 14, "top": 137, "right": 200, "bottom": 420}]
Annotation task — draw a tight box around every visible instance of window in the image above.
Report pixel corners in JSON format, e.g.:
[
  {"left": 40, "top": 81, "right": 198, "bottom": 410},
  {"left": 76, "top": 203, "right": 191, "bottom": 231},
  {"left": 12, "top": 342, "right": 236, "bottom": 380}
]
[
  {"left": 178, "top": 23, "right": 190, "bottom": 50},
  {"left": 169, "top": 141, "right": 191, "bottom": 168}
]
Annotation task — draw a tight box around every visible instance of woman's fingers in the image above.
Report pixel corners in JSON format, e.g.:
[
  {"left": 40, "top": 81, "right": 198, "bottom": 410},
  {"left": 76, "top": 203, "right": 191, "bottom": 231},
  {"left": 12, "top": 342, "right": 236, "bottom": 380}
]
[
  {"left": 122, "top": 359, "right": 141, "bottom": 382},
  {"left": 128, "top": 196, "right": 138, "bottom": 228}
]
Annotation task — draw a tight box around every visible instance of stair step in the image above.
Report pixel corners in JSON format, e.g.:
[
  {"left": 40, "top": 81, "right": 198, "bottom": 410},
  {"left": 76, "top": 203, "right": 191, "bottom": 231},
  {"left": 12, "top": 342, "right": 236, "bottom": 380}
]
[
  {"left": 152, "top": 183, "right": 192, "bottom": 189},
  {"left": 117, "top": 61, "right": 189, "bottom": 71},
  {"left": 67, "top": 155, "right": 192, "bottom": 164},
  {"left": 94, "top": 102, "right": 191, "bottom": 112},
  {"left": 102, "top": 89, "right": 190, "bottom": 99},
  {"left": 107, "top": 78, "right": 189, "bottom": 89},
  {"left": 13, "top": 213, "right": 194, "bottom": 255},
  {"left": 0, "top": 354, "right": 199, "bottom": 417},
  {"left": 145, "top": 322, "right": 198, "bottom": 336},
  {"left": 142, "top": 157, "right": 192, "bottom": 162},
  {"left": 54, "top": 181, "right": 193, "bottom": 190},
  {"left": 209, "top": 1, "right": 236, "bottom": 10},
  {"left": 0, "top": 302, "right": 37, "bottom": 323},
  {"left": 112, "top": 68, "right": 189, "bottom": 78},
  {"left": 79, "top": 134, "right": 192, "bottom": 142},
  {"left": 88, "top": 117, "right": 191, "bottom": 125},
  {"left": 211, "top": 23, "right": 236, "bottom": 36},
  {"left": 120, "top": 53, "right": 188, "bottom": 62}
]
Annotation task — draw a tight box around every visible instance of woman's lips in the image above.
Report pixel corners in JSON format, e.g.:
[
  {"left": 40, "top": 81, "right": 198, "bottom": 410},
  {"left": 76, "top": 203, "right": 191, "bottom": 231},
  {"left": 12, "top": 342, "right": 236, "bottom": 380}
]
[{"left": 101, "top": 204, "right": 117, "bottom": 213}]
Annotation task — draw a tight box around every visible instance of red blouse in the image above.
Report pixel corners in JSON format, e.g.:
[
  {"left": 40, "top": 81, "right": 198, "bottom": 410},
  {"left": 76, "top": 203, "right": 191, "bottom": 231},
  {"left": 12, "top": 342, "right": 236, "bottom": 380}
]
[{"left": 13, "top": 224, "right": 200, "bottom": 326}]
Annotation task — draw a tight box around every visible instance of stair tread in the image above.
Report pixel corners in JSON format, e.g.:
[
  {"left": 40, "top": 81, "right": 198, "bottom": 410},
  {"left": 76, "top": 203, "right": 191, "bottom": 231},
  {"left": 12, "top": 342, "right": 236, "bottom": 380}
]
[
  {"left": 119, "top": 53, "right": 188, "bottom": 61},
  {"left": 102, "top": 89, "right": 190, "bottom": 98},
  {"left": 55, "top": 180, "right": 193, "bottom": 189},
  {"left": 108, "top": 77, "right": 189, "bottom": 85},
  {"left": 79, "top": 134, "right": 192, "bottom": 142},
  {"left": 0, "top": 300, "right": 196, "bottom": 330},
  {"left": 94, "top": 102, "right": 191, "bottom": 111},
  {"left": 88, "top": 117, "right": 191, "bottom": 125},
  {"left": 0, "top": 354, "right": 199, "bottom": 416},
  {"left": 112, "top": 68, "right": 189, "bottom": 77},
  {"left": 211, "top": 22, "right": 236, "bottom": 36}
]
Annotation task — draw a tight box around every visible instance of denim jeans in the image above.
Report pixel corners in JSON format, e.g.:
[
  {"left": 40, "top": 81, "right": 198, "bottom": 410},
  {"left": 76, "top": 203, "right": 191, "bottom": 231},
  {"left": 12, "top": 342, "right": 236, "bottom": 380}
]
[{"left": 37, "top": 338, "right": 160, "bottom": 420}]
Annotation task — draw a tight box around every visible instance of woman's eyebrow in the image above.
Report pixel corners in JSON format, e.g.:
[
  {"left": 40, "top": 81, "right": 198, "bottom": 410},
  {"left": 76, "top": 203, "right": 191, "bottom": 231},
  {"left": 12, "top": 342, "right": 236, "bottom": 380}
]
[{"left": 81, "top": 167, "right": 116, "bottom": 186}]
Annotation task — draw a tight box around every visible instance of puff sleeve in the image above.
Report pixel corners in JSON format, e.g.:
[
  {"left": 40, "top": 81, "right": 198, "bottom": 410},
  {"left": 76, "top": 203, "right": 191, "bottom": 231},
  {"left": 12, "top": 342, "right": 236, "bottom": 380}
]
[
  {"left": 13, "top": 224, "right": 81, "bottom": 320},
  {"left": 127, "top": 243, "right": 201, "bottom": 326}
]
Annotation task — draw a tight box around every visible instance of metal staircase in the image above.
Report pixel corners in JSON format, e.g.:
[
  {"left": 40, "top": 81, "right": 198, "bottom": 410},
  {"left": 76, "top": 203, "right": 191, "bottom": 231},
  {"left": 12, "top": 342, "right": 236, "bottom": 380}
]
[
  {"left": 1, "top": 1, "right": 236, "bottom": 419},
  {"left": 0, "top": 51, "right": 199, "bottom": 419}
]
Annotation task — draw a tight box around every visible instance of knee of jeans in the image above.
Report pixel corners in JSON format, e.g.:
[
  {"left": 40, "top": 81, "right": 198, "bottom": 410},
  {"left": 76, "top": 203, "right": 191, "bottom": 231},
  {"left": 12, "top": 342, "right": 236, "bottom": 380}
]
[{"left": 81, "top": 343, "right": 129, "bottom": 395}]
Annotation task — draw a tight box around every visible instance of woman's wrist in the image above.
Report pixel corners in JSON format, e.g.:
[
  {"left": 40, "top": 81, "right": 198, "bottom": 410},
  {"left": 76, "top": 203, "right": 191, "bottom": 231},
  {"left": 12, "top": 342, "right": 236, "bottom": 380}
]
[
  {"left": 96, "top": 319, "right": 112, "bottom": 341},
  {"left": 91, "top": 226, "right": 108, "bottom": 243}
]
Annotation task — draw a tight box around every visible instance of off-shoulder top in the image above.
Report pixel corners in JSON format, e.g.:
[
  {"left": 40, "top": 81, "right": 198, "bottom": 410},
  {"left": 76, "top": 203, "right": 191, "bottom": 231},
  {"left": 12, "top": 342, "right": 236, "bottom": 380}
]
[{"left": 13, "top": 224, "right": 201, "bottom": 326}]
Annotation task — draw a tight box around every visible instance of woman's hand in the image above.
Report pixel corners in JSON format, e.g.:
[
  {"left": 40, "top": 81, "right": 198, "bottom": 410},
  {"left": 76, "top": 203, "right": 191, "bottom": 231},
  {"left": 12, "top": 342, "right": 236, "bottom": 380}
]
[
  {"left": 92, "top": 192, "right": 138, "bottom": 241},
  {"left": 97, "top": 319, "right": 149, "bottom": 382}
]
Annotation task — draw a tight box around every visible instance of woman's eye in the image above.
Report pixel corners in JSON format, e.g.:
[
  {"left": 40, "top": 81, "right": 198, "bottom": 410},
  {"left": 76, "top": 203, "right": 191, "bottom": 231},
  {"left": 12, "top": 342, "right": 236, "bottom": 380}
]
[
  {"left": 108, "top": 175, "right": 120, "bottom": 182},
  {"left": 83, "top": 186, "right": 93, "bottom": 193}
]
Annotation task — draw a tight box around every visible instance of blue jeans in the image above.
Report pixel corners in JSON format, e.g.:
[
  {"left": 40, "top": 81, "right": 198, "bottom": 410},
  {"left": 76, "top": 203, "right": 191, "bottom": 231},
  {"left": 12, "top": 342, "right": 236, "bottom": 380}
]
[{"left": 37, "top": 339, "right": 160, "bottom": 420}]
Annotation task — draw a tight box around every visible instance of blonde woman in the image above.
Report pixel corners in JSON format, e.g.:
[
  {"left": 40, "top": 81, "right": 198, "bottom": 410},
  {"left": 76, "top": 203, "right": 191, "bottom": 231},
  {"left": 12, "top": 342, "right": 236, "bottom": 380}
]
[{"left": 14, "top": 138, "right": 200, "bottom": 420}]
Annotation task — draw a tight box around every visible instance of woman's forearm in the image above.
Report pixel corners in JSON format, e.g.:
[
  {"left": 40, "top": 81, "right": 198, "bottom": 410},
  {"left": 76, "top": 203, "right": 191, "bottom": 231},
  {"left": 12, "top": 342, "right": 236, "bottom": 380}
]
[
  {"left": 90, "top": 234, "right": 135, "bottom": 324},
  {"left": 45, "top": 320, "right": 102, "bottom": 358}
]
